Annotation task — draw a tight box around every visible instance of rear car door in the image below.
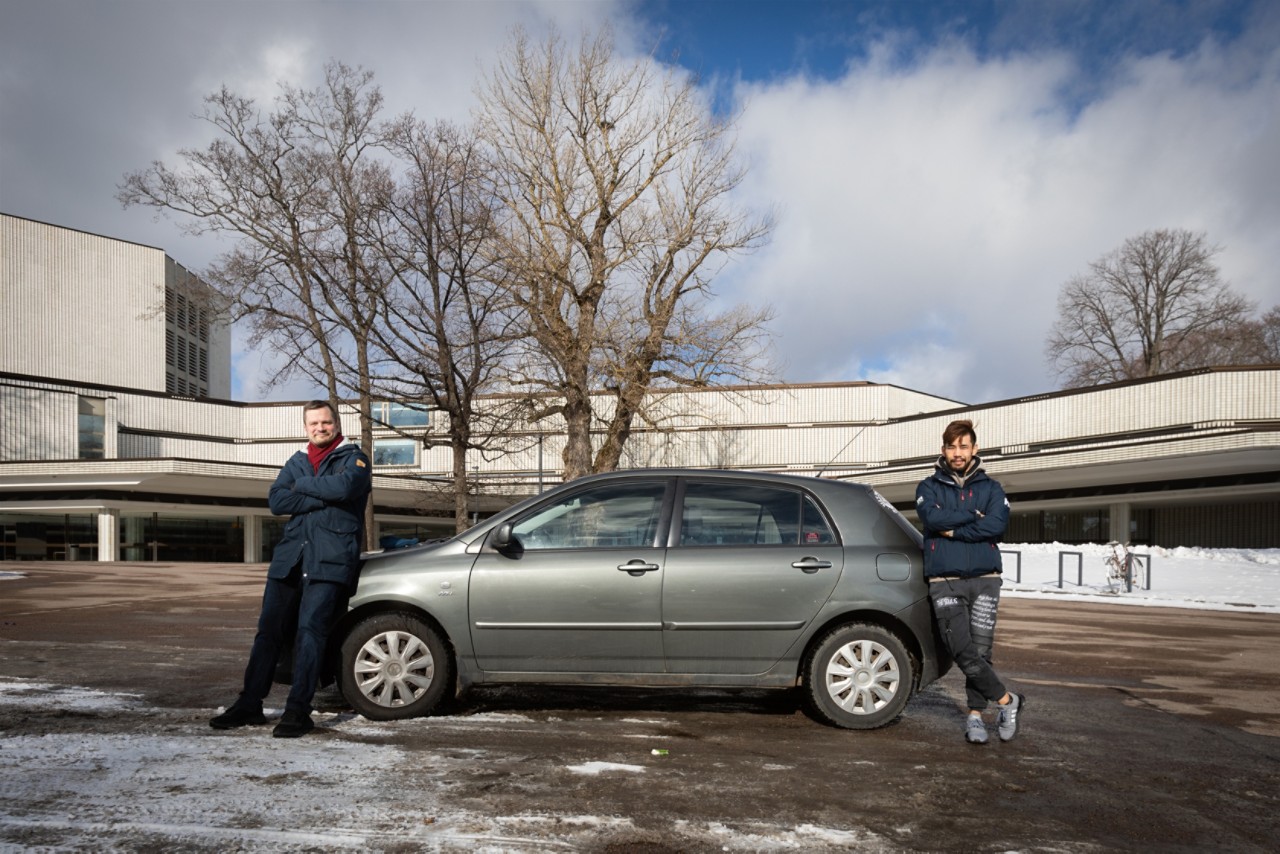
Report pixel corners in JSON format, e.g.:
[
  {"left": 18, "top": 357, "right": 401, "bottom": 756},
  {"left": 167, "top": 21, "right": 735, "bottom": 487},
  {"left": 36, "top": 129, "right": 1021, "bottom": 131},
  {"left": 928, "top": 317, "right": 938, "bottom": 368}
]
[
  {"left": 661, "top": 479, "right": 844, "bottom": 674},
  {"left": 468, "top": 478, "right": 671, "bottom": 673}
]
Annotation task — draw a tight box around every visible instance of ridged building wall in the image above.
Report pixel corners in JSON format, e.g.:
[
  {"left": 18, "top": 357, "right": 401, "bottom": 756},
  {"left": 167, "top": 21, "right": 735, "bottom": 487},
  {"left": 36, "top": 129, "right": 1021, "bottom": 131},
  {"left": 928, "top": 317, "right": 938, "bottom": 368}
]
[
  {"left": 2, "top": 364, "right": 1275, "bottom": 493},
  {"left": 1, "top": 213, "right": 230, "bottom": 398}
]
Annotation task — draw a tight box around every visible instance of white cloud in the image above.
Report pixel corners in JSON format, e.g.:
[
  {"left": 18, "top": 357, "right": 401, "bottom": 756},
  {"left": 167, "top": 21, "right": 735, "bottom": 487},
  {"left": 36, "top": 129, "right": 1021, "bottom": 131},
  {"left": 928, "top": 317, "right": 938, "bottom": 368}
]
[
  {"left": 725, "top": 32, "right": 1280, "bottom": 401},
  {"left": 4, "top": 2, "right": 1276, "bottom": 404},
  {"left": 846, "top": 337, "right": 978, "bottom": 403}
]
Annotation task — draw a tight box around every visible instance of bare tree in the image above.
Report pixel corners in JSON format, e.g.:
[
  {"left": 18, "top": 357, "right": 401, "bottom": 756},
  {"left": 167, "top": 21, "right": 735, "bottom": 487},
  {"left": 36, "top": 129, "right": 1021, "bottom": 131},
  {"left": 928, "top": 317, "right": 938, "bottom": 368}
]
[
  {"left": 119, "top": 62, "right": 397, "bottom": 547},
  {"left": 1259, "top": 305, "right": 1280, "bottom": 363},
  {"left": 370, "top": 118, "right": 526, "bottom": 532},
  {"left": 1158, "top": 303, "right": 1280, "bottom": 371},
  {"left": 1046, "top": 229, "right": 1256, "bottom": 387},
  {"left": 475, "top": 27, "right": 775, "bottom": 480}
]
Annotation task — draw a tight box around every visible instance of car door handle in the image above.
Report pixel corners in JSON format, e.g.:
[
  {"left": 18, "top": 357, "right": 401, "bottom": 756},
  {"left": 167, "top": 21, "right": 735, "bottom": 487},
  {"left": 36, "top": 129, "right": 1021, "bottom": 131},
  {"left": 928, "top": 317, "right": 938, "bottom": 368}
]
[
  {"left": 792, "top": 557, "right": 832, "bottom": 574},
  {"left": 618, "top": 559, "right": 661, "bottom": 576}
]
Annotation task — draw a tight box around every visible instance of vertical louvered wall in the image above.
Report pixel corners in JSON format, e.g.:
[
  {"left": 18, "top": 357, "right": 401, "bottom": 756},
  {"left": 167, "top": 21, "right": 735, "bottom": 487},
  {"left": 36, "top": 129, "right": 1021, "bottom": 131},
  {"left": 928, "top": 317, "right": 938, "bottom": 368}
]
[
  {"left": 0, "top": 385, "right": 78, "bottom": 460},
  {"left": 2, "top": 215, "right": 167, "bottom": 391},
  {"left": 2, "top": 214, "right": 232, "bottom": 399}
]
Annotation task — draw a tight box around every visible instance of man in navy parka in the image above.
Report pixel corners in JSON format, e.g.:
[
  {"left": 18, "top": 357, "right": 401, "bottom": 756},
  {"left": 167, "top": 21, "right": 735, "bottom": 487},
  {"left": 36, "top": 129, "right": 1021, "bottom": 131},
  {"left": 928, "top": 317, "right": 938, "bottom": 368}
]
[
  {"left": 915, "top": 419, "right": 1025, "bottom": 745},
  {"left": 211, "top": 400, "right": 372, "bottom": 738}
]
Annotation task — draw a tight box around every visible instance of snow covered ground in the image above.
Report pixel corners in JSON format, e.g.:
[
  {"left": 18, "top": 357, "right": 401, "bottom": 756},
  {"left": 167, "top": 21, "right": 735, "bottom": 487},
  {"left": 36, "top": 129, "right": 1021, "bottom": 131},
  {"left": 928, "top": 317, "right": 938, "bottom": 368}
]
[
  {"left": 1, "top": 545, "right": 1277, "bottom": 851},
  {"left": 998, "top": 542, "right": 1280, "bottom": 614}
]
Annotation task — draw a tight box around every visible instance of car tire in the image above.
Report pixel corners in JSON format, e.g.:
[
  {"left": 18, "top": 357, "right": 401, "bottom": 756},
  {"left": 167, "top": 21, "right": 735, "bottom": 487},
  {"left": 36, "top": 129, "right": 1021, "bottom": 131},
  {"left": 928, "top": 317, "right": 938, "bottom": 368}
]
[
  {"left": 338, "top": 613, "right": 454, "bottom": 721},
  {"left": 803, "top": 622, "right": 915, "bottom": 729}
]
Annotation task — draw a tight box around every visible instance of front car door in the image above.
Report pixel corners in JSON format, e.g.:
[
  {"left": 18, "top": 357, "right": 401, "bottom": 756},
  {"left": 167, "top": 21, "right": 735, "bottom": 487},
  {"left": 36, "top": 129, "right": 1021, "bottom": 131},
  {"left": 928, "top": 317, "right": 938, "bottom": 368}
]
[
  {"left": 661, "top": 478, "right": 844, "bottom": 674},
  {"left": 468, "top": 478, "right": 671, "bottom": 673}
]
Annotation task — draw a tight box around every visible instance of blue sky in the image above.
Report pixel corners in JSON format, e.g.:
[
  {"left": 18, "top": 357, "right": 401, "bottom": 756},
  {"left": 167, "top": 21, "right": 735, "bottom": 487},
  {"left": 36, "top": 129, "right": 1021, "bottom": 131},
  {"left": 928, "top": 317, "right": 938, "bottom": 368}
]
[
  {"left": 2, "top": 0, "right": 1276, "bottom": 404},
  {"left": 636, "top": 1, "right": 1256, "bottom": 82}
]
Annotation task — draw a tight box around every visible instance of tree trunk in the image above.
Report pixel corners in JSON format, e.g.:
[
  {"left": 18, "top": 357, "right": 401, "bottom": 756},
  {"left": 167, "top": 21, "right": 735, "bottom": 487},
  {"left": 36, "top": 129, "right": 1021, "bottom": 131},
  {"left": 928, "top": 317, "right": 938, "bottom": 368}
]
[
  {"left": 451, "top": 427, "right": 470, "bottom": 534},
  {"left": 560, "top": 391, "right": 595, "bottom": 481}
]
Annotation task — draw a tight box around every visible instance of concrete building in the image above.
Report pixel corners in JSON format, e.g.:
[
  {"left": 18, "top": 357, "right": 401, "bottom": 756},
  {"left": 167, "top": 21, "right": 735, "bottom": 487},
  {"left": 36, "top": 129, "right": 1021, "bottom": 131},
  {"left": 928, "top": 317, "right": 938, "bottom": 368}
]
[
  {"left": 2, "top": 213, "right": 230, "bottom": 399},
  {"left": 2, "top": 213, "right": 1277, "bottom": 561}
]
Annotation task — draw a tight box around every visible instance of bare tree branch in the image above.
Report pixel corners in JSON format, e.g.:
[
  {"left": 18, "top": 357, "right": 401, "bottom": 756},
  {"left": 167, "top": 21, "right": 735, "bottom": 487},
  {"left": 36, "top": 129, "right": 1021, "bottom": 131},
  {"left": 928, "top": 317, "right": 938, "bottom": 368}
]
[
  {"left": 368, "top": 118, "right": 526, "bottom": 531},
  {"left": 119, "top": 62, "right": 398, "bottom": 546},
  {"left": 475, "top": 26, "right": 776, "bottom": 479},
  {"left": 1046, "top": 229, "right": 1260, "bottom": 387}
]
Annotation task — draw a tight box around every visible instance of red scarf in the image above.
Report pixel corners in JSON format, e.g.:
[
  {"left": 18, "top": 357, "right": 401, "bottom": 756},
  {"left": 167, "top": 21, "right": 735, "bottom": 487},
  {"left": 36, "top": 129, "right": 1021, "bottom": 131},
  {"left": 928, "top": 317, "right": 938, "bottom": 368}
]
[{"left": 307, "top": 434, "right": 344, "bottom": 473}]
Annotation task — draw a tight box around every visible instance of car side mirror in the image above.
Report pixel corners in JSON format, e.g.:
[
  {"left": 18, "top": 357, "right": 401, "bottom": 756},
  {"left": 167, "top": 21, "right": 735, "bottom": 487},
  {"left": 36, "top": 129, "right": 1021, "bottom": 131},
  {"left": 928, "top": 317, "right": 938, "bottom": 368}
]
[{"left": 491, "top": 522, "right": 516, "bottom": 552}]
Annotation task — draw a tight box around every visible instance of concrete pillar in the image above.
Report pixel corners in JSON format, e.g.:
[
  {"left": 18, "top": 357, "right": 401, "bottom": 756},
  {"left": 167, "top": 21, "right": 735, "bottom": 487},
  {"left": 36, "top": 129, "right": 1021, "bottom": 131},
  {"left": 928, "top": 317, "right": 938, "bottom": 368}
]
[
  {"left": 242, "top": 515, "right": 261, "bottom": 563},
  {"left": 1109, "top": 502, "right": 1132, "bottom": 544},
  {"left": 97, "top": 508, "right": 119, "bottom": 562}
]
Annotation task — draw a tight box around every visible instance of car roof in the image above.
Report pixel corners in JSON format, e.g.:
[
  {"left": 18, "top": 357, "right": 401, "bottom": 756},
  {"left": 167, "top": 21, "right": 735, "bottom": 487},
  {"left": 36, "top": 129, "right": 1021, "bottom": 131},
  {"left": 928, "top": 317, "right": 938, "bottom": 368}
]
[{"left": 566, "top": 468, "right": 869, "bottom": 494}]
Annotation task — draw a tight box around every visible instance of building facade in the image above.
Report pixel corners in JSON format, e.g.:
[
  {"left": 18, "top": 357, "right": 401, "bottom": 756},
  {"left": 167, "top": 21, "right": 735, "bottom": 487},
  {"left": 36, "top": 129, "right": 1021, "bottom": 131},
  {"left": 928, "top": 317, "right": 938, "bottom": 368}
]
[
  {"left": 2, "top": 214, "right": 1277, "bottom": 561},
  {"left": 2, "top": 366, "right": 1277, "bottom": 561},
  {"left": 2, "top": 213, "right": 230, "bottom": 398}
]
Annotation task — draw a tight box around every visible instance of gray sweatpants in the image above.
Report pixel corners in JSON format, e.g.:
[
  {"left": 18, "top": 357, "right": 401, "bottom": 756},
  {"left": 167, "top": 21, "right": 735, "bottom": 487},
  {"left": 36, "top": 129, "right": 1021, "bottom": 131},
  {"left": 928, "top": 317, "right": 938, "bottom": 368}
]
[{"left": 929, "top": 575, "right": 1007, "bottom": 711}]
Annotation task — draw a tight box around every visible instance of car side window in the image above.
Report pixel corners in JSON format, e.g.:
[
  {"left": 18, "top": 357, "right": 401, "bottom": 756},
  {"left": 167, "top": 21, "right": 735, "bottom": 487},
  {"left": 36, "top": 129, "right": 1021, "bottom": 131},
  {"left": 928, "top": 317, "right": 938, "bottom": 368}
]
[
  {"left": 679, "top": 482, "right": 805, "bottom": 546},
  {"left": 801, "top": 495, "right": 837, "bottom": 545},
  {"left": 511, "top": 481, "right": 666, "bottom": 550}
]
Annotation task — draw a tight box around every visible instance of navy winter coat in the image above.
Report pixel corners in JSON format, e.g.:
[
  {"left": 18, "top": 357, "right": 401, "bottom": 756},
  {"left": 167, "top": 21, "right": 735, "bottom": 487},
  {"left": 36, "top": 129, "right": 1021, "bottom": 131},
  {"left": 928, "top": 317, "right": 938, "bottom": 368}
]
[
  {"left": 915, "top": 456, "right": 1010, "bottom": 579},
  {"left": 266, "top": 439, "right": 372, "bottom": 589}
]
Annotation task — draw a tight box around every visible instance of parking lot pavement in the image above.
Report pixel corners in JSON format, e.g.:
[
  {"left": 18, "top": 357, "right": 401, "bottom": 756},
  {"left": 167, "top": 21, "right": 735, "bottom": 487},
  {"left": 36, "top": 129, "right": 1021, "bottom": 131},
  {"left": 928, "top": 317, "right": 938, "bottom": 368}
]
[{"left": 2, "top": 561, "right": 1279, "bottom": 852}]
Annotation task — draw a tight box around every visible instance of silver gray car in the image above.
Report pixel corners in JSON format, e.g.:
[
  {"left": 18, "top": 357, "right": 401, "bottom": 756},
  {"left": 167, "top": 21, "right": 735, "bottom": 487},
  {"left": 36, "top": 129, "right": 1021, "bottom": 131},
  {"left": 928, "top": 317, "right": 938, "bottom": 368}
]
[{"left": 333, "top": 469, "right": 950, "bottom": 729}]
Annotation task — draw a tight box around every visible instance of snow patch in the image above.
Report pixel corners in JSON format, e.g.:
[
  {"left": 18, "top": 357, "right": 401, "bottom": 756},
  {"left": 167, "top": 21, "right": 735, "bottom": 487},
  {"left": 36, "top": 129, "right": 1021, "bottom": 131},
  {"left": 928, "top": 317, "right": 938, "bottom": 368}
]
[{"left": 564, "top": 761, "right": 647, "bottom": 775}]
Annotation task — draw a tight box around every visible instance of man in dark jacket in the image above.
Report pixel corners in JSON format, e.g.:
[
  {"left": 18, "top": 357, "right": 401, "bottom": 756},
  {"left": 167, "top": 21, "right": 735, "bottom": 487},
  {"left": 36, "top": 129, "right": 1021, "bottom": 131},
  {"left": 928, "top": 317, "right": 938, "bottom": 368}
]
[
  {"left": 916, "top": 419, "right": 1025, "bottom": 745},
  {"left": 210, "top": 400, "right": 372, "bottom": 738}
]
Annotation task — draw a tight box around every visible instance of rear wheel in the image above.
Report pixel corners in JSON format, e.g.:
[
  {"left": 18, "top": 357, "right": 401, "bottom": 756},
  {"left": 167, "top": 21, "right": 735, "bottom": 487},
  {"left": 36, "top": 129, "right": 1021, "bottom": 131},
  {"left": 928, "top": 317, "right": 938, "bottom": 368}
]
[
  {"left": 338, "top": 613, "right": 454, "bottom": 721},
  {"left": 804, "top": 622, "right": 914, "bottom": 729}
]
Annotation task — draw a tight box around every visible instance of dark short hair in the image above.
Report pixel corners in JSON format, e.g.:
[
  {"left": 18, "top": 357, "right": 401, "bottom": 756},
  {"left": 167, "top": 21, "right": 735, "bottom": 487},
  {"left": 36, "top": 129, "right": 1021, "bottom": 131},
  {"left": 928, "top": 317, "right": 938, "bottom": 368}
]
[
  {"left": 942, "top": 419, "right": 976, "bottom": 446},
  {"left": 303, "top": 400, "right": 338, "bottom": 422}
]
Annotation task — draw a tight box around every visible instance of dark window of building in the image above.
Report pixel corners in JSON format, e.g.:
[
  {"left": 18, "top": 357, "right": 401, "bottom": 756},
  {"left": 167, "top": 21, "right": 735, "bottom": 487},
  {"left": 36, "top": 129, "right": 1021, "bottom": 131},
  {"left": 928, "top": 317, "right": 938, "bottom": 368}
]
[
  {"left": 373, "top": 439, "right": 416, "bottom": 467},
  {"left": 261, "top": 517, "right": 287, "bottom": 562},
  {"left": 77, "top": 396, "right": 105, "bottom": 459},
  {"left": 1005, "top": 509, "right": 1109, "bottom": 545},
  {"left": 1133, "top": 500, "right": 1280, "bottom": 549},
  {"left": 120, "top": 513, "right": 243, "bottom": 562},
  {"left": 371, "top": 401, "right": 431, "bottom": 429},
  {"left": 1, "top": 512, "right": 96, "bottom": 561}
]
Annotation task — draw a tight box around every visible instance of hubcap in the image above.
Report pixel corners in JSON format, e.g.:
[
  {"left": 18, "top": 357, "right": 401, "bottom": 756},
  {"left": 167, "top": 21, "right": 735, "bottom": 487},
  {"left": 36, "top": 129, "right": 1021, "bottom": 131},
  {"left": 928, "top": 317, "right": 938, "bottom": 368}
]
[
  {"left": 353, "top": 630, "right": 435, "bottom": 708},
  {"left": 824, "top": 639, "right": 900, "bottom": 715}
]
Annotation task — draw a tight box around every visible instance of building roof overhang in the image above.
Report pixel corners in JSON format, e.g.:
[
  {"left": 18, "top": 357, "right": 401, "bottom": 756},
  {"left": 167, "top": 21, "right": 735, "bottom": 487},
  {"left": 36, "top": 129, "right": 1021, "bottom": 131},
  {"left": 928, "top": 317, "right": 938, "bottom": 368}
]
[{"left": 0, "top": 458, "right": 519, "bottom": 516}]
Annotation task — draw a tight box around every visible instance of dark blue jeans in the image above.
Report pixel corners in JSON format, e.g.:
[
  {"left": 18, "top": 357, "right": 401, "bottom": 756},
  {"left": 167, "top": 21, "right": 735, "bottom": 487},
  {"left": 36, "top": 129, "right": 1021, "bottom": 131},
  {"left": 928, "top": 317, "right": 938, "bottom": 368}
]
[
  {"left": 239, "top": 566, "right": 347, "bottom": 715},
  {"left": 929, "top": 575, "right": 1007, "bottom": 711}
]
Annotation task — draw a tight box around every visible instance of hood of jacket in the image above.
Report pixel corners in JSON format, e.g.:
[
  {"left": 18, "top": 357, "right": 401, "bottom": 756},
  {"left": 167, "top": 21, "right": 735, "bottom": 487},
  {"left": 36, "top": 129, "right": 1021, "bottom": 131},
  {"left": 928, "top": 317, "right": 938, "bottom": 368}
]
[{"left": 931, "top": 453, "right": 989, "bottom": 490}]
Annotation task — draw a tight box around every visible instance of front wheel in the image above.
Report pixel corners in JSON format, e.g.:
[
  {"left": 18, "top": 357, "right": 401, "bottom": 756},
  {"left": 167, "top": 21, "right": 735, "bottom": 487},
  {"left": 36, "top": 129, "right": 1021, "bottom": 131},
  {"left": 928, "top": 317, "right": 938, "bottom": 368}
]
[
  {"left": 338, "top": 613, "right": 454, "bottom": 721},
  {"left": 804, "top": 622, "right": 915, "bottom": 729}
]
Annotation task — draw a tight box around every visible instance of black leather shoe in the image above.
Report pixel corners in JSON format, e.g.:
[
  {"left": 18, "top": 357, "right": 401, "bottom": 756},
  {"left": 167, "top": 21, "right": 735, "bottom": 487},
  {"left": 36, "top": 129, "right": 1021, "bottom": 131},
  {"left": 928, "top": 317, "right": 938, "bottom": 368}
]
[
  {"left": 210, "top": 702, "right": 267, "bottom": 730},
  {"left": 272, "top": 709, "right": 315, "bottom": 739}
]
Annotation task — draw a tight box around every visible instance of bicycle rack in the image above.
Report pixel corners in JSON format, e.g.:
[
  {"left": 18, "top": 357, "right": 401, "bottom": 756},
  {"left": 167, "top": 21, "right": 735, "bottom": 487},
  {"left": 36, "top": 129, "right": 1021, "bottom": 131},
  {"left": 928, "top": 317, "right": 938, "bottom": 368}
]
[
  {"left": 1125, "top": 553, "right": 1152, "bottom": 592},
  {"left": 999, "top": 549, "right": 1022, "bottom": 583},
  {"left": 1058, "top": 551, "right": 1084, "bottom": 588}
]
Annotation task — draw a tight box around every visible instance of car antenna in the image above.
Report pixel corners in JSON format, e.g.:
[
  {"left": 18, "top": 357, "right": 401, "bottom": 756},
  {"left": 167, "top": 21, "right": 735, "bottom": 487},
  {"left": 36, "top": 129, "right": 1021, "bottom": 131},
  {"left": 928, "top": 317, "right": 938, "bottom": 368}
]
[{"left": 815, "top": 424, "right": 869, "bottom": 478}]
